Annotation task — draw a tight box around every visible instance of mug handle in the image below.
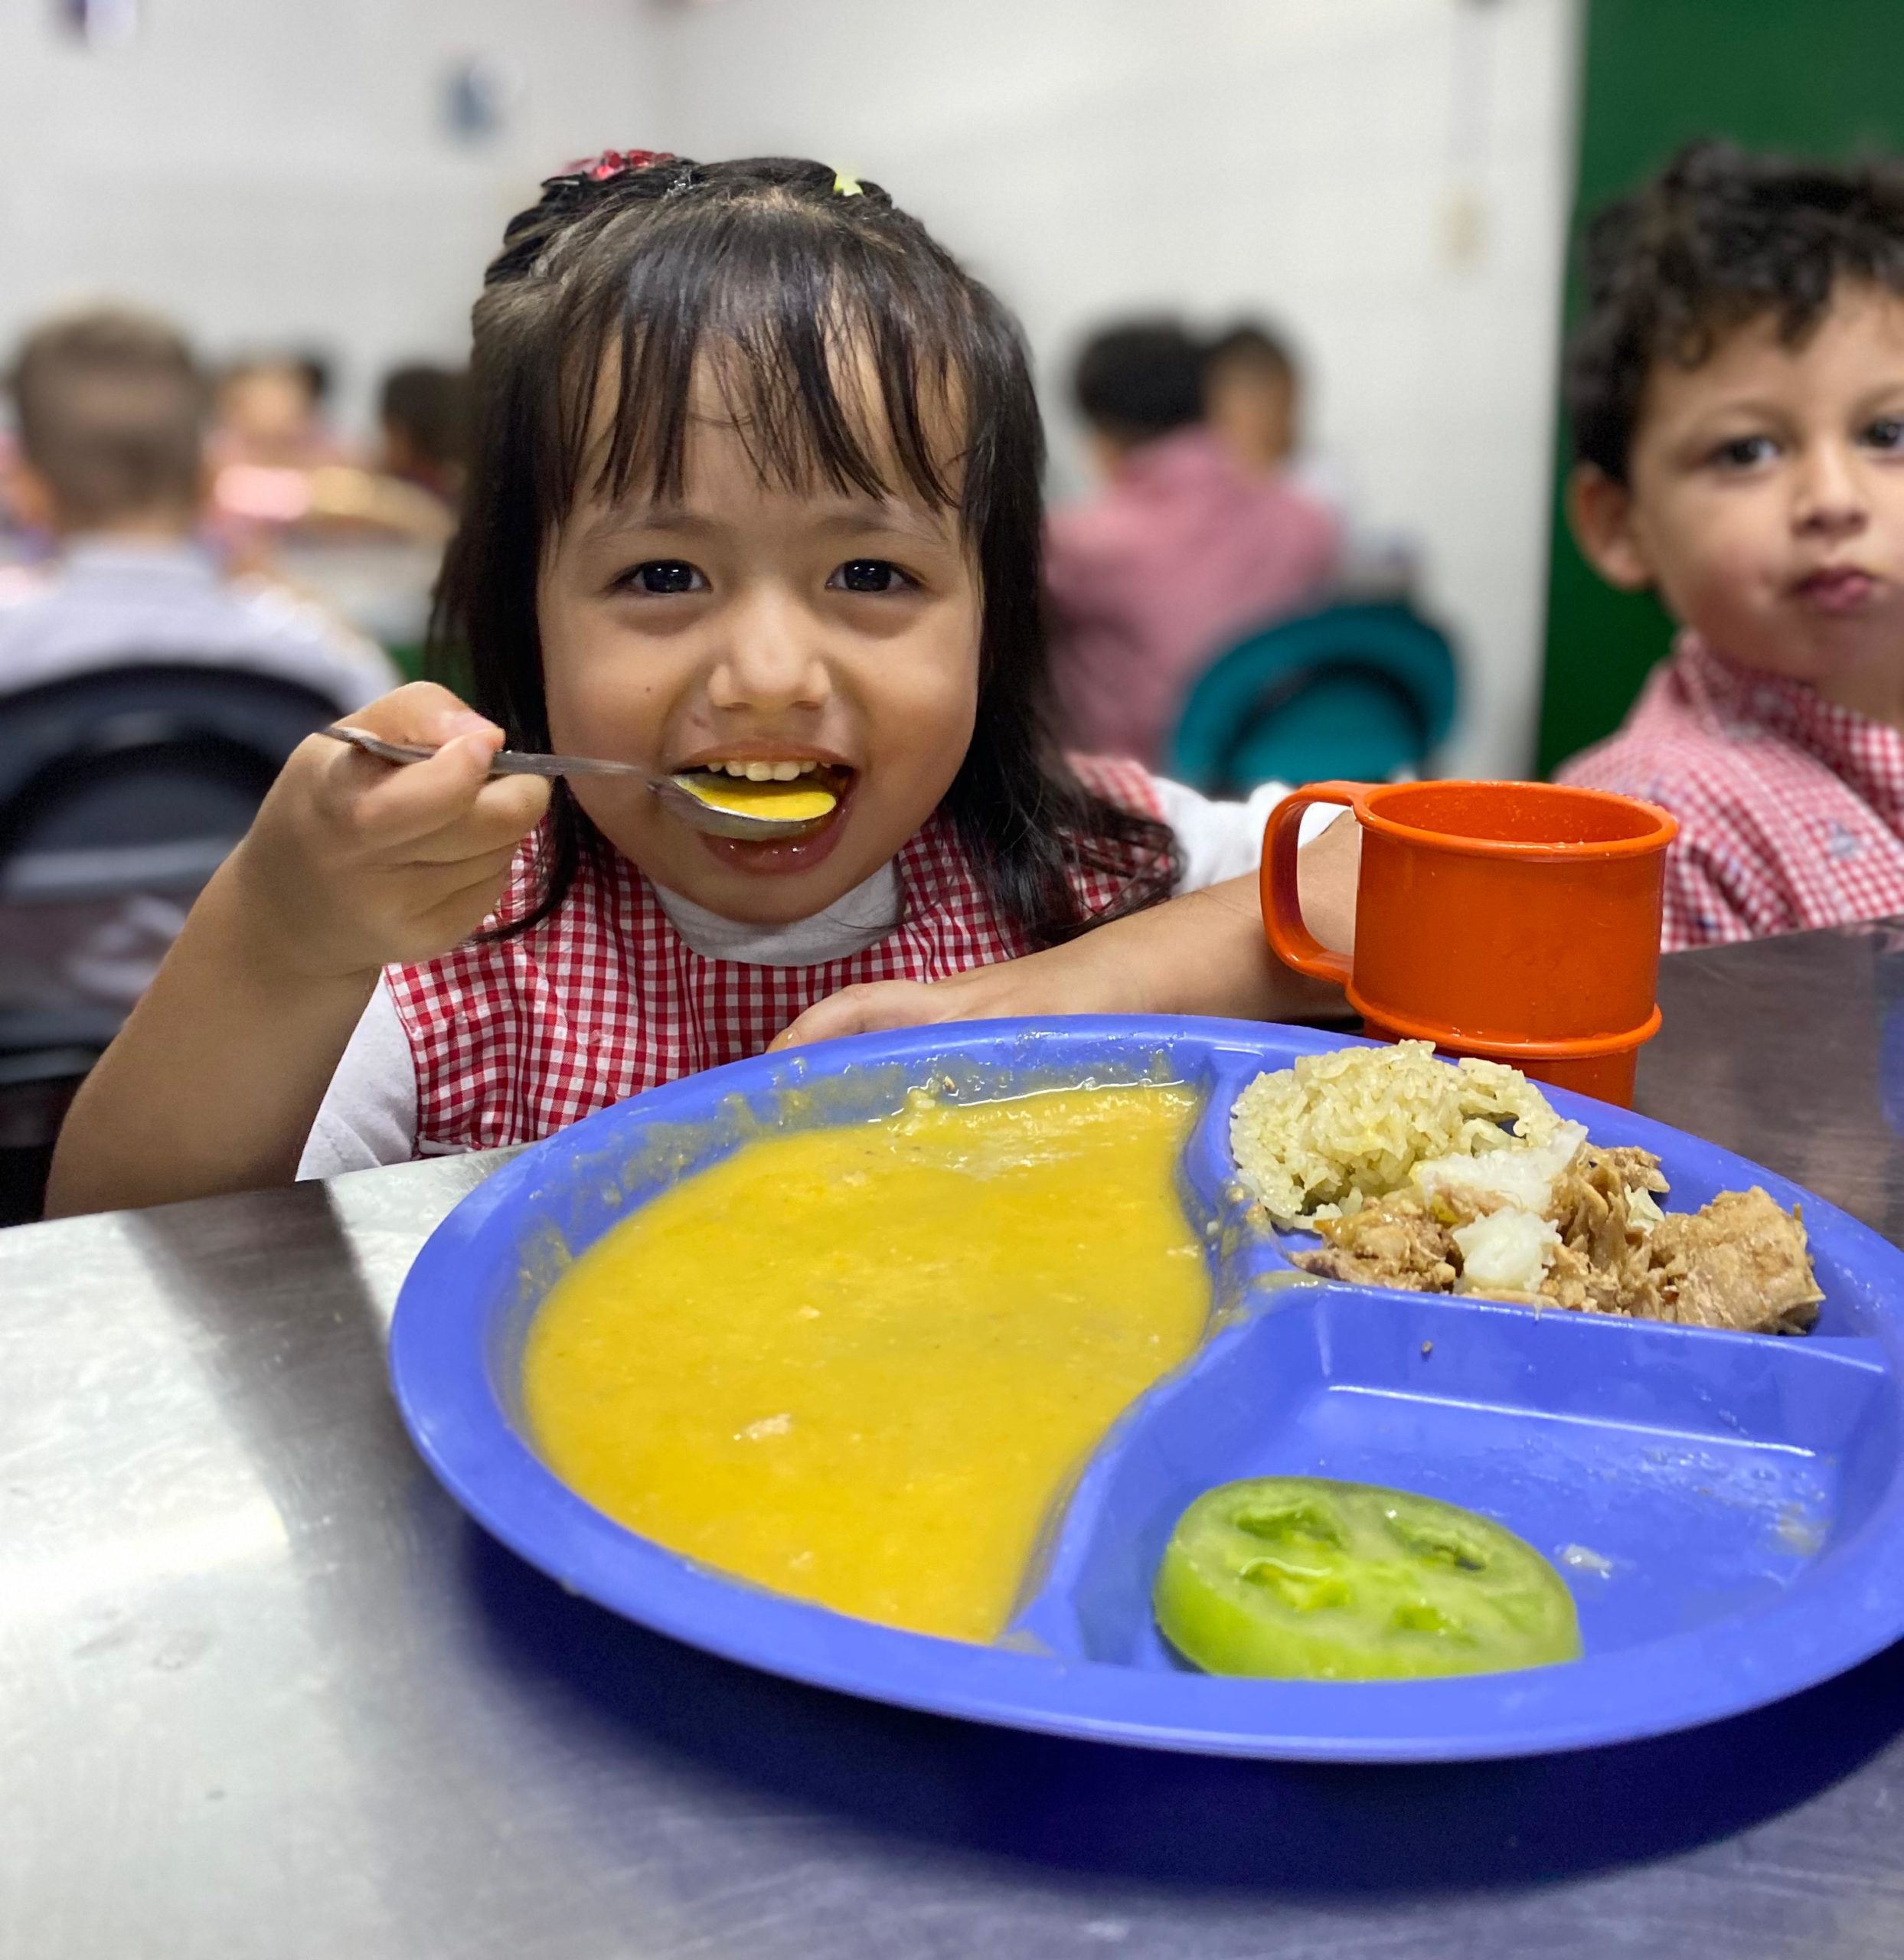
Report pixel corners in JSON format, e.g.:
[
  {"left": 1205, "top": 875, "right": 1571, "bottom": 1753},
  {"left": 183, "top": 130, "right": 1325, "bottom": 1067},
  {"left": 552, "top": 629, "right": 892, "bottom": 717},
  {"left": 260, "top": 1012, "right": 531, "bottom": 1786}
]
[{"left": 1260, "top": 782, "right": 1368, "bottom": 985}]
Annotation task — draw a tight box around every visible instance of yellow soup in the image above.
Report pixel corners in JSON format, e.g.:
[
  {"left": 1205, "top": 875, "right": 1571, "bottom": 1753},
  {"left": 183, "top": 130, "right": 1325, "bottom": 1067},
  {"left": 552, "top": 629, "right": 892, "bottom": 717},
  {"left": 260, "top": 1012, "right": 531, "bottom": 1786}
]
[
  {"left": 523, "top": 1082, "right": 1209, "bottom": 1642},
  {"left": 678, "top": 773, "right": 838, "bottom": 822}
]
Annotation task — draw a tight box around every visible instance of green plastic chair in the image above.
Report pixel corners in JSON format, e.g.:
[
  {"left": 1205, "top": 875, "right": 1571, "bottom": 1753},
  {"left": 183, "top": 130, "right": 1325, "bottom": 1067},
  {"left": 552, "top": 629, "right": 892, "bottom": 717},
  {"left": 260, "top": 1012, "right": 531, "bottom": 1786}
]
[{"left": 1169, "top": 600, "right": 1459, "bottom": 794}]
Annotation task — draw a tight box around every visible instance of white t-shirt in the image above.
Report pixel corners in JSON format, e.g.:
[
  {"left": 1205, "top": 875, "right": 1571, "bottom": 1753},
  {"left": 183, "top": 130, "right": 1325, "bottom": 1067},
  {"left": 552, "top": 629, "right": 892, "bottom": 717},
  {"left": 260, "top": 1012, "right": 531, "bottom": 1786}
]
[
  {"left": 299, "top": 775, "right": 1323, "bottom": 1178},
  {"left": 0, "top": 537, "right": 397, "bottom": 710}
]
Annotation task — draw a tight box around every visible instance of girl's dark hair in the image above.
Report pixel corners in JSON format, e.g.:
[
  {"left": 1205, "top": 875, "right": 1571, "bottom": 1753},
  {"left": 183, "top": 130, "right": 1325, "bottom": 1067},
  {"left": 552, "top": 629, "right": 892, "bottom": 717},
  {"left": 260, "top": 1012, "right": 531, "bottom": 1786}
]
[
  {"left": 430, "top": 152, "right": 1177, "bottom": 945},
  {"left": 1566, "top": 139, "right": 1904, "bottom": 484}
]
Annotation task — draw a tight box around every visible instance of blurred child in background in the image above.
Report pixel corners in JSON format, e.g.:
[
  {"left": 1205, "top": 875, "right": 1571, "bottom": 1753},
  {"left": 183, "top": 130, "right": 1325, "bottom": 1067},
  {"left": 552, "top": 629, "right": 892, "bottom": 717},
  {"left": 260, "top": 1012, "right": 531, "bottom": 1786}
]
[
  {"left": 0, "top": 306, "right": 394, "bottom": 710},
  {"left": 1205, "top": 319, "right": 1360, "bottom": 529},
  {"left": 1558, "top": 142, "right": 1904, "bottom": 949},
  {"left": 1045, "top": 318, "right": 1338, "bottom": 769},
  {"left": 212, "top": 349, "right": 344, "bottom": 471},
  {"left": 211, "top": 352, "right": 461, "bottom": 547},
  {"left": 1204, "top": 320, "right": 1300, "bottom": 476}
]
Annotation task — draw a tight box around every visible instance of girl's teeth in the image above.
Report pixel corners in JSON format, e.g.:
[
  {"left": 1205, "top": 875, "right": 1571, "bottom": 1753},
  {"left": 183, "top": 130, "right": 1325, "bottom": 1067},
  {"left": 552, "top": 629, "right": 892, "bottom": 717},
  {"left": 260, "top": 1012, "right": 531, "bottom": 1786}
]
[{"left": 696, "top": 759, "right": 829, "bottom": 777}]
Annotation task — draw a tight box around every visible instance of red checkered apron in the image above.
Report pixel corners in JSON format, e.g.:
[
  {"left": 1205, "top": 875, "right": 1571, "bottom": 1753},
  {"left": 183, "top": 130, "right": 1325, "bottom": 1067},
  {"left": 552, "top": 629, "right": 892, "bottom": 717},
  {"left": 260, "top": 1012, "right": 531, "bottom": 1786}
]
[{"left": 386, "top": 759, "right": 1164, "bottom": 1154}]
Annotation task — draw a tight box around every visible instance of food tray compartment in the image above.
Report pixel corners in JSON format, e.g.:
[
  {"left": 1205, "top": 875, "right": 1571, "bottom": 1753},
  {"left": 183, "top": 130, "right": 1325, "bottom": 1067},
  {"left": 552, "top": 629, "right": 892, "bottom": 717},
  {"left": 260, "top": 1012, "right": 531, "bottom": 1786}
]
[
  {"left": 1011, "top": 1289, "right": 1891, "bottom": 1667},
  {"left": 1197, "top": 1038, "right": 1883, "bottom": 1341}
]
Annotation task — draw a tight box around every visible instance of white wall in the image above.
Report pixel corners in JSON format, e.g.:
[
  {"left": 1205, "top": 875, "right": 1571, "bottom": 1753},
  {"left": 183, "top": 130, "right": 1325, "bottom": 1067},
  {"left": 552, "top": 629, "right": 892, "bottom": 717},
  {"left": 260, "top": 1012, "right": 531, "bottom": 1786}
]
[
  {"left": 0, "top": 0, "right": 662, "bottom": 433},
  {"left": 648, "top": 0, "right": 1581, "bottom": 777}
]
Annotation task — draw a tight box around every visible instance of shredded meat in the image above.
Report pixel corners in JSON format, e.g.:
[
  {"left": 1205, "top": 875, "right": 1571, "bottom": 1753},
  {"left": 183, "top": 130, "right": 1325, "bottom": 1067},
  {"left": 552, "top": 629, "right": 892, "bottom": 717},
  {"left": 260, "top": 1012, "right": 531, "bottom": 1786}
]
[
  {"left": 1293, "top": 1195, "right": 1459, "bottom": 1292},
  {"left": 1290, "top": 1145, "right": 1822, "bottom": 1335},
  {"left": 1540, "top": 1240, "right": 1638, "bottom": 1316},
  {"left": 1548, "top": 1145, "right": 1668, "bottom": 1269},
  {"left": 1538, "top": 1143, "right": 1672, "bottom": 1316}
]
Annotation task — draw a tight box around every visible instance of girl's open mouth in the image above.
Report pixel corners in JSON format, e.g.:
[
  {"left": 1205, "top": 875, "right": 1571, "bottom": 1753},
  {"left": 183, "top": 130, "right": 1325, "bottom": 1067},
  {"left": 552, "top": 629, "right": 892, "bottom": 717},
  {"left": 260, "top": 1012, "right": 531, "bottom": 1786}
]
[
  {"left": 673, "top": 758, "right": 858, "bottom": 874},
  {"left": 674, "top": 758, "right": 848, "bottom": 825}
]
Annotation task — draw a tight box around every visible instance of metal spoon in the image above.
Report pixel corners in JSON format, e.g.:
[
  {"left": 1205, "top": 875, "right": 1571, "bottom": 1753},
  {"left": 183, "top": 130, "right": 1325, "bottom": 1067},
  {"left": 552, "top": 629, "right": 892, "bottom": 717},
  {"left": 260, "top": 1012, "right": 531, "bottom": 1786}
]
[{"left": 319, "top": 724, "right": 834, "bottom": 842}]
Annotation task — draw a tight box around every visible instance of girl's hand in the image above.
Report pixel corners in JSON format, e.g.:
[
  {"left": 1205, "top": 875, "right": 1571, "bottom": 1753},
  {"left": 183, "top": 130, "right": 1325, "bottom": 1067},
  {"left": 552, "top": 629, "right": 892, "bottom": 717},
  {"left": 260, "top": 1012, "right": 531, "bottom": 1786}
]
[
  {"left": 769, "top": 959, "right": 1095, "bottom": 1052},
  {"left": 232, "top": 681, "right": 552, "bottom": 982}
]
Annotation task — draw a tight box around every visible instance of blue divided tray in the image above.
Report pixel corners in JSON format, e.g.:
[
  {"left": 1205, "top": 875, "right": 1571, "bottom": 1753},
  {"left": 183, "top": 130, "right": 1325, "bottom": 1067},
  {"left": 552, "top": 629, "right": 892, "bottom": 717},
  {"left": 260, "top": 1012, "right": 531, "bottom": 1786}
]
[{"left": 389, "top": 1018, "right": 1904, "bottom": 1762}]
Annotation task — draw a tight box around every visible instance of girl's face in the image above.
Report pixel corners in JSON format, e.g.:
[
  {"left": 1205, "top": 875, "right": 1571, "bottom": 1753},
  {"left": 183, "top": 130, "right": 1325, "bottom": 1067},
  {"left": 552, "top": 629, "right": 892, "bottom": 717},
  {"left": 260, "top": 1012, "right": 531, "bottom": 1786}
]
[{"left": 537, "top": 365, "right": 981, "bottom": 923}]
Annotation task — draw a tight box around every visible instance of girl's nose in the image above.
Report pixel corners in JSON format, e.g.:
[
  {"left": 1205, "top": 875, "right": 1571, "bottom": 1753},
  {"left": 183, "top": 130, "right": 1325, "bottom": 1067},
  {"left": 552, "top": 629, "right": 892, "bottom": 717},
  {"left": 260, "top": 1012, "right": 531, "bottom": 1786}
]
[
  {"left": 705, "top": 591, "right": 831, "bottom": 714},
  {"left": 1792, "top": 441, "right": 1870, "bottom": 538}
]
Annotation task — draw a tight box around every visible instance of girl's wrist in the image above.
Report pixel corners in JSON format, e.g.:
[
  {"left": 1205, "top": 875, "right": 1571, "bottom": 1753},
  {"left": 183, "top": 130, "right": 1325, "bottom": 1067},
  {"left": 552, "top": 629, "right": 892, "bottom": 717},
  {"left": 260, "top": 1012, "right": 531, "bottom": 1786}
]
[{"left": 210, "top": 850, "right": 386, "bottom": 997}]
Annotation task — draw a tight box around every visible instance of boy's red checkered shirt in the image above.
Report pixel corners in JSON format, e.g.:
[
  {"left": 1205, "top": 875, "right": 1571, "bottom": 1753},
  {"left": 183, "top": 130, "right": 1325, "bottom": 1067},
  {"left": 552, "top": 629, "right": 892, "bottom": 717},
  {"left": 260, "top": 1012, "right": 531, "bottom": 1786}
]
[
  {"left": 1557, "top": 632, "right": 1904, "bottom": 951},
  {"left": 385, "top": 758, "right": 1164, "bottom": 1154}
]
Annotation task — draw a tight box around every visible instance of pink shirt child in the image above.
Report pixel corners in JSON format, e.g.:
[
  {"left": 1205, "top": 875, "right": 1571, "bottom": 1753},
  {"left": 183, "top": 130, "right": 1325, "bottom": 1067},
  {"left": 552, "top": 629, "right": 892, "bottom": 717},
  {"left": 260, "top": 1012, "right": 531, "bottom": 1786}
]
[
  {"left": 1556, "top": 631, "right": 1904, "bottom": 951},
  {"left": 1044, "top": 425, "right": 1339, "bottom": 767}
]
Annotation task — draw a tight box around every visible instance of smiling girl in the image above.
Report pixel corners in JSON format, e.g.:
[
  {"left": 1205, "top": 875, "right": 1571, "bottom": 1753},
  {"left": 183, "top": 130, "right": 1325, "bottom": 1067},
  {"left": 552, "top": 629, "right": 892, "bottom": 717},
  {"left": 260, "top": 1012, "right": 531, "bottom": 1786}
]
[{"left": 49, "top": 153, "right": 1352, "bottom": 1214}]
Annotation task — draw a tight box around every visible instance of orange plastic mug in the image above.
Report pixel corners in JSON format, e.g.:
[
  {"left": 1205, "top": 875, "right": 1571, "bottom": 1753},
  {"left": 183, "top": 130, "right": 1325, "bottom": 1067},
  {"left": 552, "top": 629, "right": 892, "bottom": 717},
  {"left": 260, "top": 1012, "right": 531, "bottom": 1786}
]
[{"left": 1262, "top": 779, "right": 1678, "bottom": 1106}]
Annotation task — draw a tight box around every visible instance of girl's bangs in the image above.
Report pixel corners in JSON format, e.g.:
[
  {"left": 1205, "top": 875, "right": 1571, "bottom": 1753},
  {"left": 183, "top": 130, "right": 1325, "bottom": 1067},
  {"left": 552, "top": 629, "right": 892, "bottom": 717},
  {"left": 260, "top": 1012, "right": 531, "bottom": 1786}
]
[{"left": 556, "top": 216, "right": 974, "bottom": 524}]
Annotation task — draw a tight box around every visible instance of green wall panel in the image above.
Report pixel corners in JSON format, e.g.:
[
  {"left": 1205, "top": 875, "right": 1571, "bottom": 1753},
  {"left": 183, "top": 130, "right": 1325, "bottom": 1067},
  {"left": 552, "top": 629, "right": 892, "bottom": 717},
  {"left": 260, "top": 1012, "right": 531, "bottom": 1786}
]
[{"left": 1537, "top": 0, "right": 1904, "bottom": 776}]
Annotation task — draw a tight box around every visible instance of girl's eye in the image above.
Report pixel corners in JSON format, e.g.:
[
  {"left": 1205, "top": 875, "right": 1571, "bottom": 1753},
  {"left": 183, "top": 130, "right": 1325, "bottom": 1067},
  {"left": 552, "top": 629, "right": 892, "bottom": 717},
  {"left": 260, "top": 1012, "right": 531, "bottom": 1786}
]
[
  {"left": 1863, "top": 416, "right": 1904, "bottom": 452},
  {"left": 622, "top": 560, "right": 706, "bottom": 595},
  {"left": 828, "top": 558, "right": 914, "bottom": 595},
  {"left": 1710, "top": 434, "right": 1777, "bottom": 471}
]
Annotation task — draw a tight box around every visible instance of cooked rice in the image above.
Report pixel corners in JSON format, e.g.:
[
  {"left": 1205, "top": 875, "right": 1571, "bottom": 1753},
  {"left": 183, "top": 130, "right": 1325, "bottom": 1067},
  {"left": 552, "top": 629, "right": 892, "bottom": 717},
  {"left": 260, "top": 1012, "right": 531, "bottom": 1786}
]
[{"left": 1229, "top": 1040, "right": 1564, "bottom": 1225}]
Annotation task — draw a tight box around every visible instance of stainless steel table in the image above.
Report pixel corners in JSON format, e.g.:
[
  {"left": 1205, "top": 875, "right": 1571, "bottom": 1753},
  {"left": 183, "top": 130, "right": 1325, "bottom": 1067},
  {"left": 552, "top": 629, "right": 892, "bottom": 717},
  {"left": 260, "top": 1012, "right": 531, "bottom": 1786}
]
[{"left": 11, "top": 925, "right": 1904, "bottom": 1959}]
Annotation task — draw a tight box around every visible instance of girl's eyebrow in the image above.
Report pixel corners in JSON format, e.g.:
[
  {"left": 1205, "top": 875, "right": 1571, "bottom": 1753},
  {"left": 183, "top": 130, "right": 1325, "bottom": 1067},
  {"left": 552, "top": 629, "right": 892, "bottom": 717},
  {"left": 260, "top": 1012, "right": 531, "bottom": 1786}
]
[
  {"left": 808, "top": 501, "right": 955, "bottom": 544},
  {"left": 579, "top": 498, "right": 954, "bottom": 547},
  {"left": 576, "top": 505, "right": 721, "bottom": 546}
]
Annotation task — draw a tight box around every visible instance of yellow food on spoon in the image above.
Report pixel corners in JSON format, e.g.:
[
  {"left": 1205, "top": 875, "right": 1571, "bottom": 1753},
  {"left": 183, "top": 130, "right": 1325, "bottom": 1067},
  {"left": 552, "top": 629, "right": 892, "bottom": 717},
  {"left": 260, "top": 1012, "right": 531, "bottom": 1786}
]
[
  {"left": 523, "top": 1083, "right": 1209, "bottom": 1643},
  {"left": 678, "top": 772, "right": 838, "bottom": 822}
]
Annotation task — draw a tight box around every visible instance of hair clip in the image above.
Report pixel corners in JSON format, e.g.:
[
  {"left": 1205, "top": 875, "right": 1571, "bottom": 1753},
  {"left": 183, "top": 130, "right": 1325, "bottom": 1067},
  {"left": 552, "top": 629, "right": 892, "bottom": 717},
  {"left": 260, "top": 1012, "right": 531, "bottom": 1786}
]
[
  {"left": 832, "top": 169, "right": 864, "bottom": 198},
  {"left": 550, "top": 148, "right": 678, "bottom": 188},
  {"left": 591, "top": 147, "right": 677, "bottom": 182}
]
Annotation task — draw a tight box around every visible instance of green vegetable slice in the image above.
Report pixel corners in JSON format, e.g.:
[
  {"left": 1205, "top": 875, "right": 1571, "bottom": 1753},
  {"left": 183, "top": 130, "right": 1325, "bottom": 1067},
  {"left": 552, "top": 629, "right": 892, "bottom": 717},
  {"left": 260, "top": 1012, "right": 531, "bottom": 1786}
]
[{"left": 1153, "top": 1477, "right": 1581, "bottom": 1680}]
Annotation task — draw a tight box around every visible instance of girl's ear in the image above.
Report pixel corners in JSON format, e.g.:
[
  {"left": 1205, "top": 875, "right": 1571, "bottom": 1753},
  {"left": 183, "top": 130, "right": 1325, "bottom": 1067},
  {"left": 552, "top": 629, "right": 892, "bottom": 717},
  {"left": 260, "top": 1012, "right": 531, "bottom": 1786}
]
[{"left": 1566, "top": 463, "right": 1654, "bottom": 591}]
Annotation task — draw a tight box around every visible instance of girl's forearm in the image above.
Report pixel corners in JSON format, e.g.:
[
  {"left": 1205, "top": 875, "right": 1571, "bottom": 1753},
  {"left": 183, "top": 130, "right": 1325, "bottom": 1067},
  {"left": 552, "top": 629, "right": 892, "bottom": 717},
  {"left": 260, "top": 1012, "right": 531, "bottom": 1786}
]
[
  {"left": 1079, "top": 873, "right": 1346, "bottom": 1021},
  {"left": 772, "top": 831, "right": 1360, "bottom": 1052},
  {"left": 44, "top": 861, "right": 378, "bottom": 1217}
]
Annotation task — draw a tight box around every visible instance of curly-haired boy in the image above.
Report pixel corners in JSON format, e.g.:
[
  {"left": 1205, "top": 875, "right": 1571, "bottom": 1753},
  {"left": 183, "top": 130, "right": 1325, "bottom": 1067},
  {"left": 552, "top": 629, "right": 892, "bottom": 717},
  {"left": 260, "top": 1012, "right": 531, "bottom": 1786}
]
[{"left": 1557, "top": 141, "right": 1904, "bottom": 948}]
